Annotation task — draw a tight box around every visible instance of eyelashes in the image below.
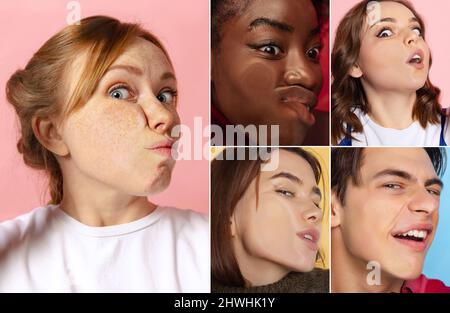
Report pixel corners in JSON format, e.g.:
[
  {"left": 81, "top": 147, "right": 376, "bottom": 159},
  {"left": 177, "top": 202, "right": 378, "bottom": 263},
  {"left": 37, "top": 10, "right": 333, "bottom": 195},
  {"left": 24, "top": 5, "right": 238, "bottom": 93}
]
[
  {"left": 275, "top": 189, "right": 322, "bottom": 209},
  {"left": 108, "top": 84, "right": 136, "bottom": 101},
  {"left": 381, "top": 183, "right": 441, "bottom": 196},
  {"left": 107, "top": 82, "right": 177, "bottom": 105},
  {"left": 248, "top": 41, "right": 322, "bottom": 62},
  {"left": 376, "top": 26, "right": 423, "bottom": 38}
]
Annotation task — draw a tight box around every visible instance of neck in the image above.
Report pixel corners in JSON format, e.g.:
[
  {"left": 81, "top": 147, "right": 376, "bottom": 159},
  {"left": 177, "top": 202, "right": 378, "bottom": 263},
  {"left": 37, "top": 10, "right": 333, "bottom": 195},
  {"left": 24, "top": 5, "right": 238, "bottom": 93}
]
[
  {"left": 331, "top": 229, "right": 404, "bottom": 293},
  {"left": 58, "top": 163, "right": 156, "bottom": 227},
  {"left": 361, "top": 81, "right": 417, "bottom": 129},
  {"left": 233, "top": 238, "right": 290, "bottom": 287}
]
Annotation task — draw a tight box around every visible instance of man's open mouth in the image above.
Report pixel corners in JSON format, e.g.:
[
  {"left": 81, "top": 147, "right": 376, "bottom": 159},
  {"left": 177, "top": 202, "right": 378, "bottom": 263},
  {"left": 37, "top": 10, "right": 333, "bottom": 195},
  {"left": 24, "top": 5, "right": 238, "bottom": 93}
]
[
  {"left": 391, "top": 224, "right": 432, "bottom": 252},
  {"left": 392, "top": 229, "right": 428, "bottom": 242}
]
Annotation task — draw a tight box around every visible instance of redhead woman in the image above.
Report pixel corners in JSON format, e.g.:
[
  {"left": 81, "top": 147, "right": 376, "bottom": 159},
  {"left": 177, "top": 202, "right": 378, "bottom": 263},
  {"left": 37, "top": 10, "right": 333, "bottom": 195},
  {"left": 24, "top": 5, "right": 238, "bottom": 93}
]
[
  {"left": 331, "top": 0, "right": 449, "bottom": 146},
  {"left": 0, "top": 16, "right": 208, "bottom": 292},
  {"left": 211, "top": 147, "right": 329, "bottom": 292}
]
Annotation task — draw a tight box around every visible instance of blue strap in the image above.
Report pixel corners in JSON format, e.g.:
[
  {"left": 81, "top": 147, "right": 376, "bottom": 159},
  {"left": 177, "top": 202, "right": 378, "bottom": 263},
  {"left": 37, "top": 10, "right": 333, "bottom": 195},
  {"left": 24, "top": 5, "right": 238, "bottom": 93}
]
[
  {"left": 337, "top": 124, "right": 352, "bottom": 146},
  {"left": 440, "top": 113, "right": 447, "bottom": 146}
]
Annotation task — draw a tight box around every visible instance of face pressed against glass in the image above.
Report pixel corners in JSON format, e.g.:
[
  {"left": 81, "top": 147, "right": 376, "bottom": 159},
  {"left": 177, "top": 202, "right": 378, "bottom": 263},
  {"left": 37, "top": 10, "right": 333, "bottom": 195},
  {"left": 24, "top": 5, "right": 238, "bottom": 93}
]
[
  {"left": 58, "top": 38, "right": 180, "bottom": 197},
  {"left": 354, "top": 1, "right": 430, "bottom": 92},
  {"left": 212, "top": 0, "right": 323, "bottom": 145},
  {"left": 231, "top": 150, "right": 323, "bottom": 286},
  {"left": 336, "top": 148, "right": 441, "bottom": 281}
]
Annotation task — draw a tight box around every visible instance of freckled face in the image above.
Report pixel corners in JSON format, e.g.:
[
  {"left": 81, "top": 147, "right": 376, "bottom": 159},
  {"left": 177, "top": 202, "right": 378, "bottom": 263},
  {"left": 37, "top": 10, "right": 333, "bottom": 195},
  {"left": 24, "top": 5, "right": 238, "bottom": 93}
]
[
  {"left": 61, "top": 38, "right": 180, "bottom": 196},
  {"left": 212, "top": 0, "right": 323, "bottom": 145}
]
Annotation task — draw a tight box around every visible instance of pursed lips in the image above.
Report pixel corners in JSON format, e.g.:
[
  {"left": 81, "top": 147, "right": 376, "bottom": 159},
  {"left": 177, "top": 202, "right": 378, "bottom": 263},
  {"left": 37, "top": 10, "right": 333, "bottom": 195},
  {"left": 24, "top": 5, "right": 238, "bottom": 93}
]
[
  {"left": 277, "top": 85, "right": 318, "bottom": 112},
  {"left": 146, "top": 139, "right": 176, "bottom": 158}
]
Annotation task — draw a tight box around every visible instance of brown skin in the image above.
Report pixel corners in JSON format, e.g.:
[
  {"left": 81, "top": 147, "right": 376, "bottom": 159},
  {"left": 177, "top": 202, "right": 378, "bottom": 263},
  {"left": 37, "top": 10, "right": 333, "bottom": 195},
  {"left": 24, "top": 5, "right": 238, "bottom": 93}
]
[{"left": 212, "top": 0, "right": 323, "bottom": 145}]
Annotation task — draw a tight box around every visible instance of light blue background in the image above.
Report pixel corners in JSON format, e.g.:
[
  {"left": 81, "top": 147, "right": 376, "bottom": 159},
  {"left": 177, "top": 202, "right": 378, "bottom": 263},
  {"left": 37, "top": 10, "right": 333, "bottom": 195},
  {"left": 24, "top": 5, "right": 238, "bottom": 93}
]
[{"left": 423, "top": 151, "right": 450, "bottom": 285}]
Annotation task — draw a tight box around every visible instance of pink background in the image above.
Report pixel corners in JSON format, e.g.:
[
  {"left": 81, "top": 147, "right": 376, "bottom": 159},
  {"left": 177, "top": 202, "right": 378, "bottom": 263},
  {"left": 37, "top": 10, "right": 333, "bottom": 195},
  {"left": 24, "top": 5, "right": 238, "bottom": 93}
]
[
  {"left": 331, "top": 0, "right": 450, "bottom": 108},
  {"left": 0, "top": 0, "right": 209, "bottom": 221}
]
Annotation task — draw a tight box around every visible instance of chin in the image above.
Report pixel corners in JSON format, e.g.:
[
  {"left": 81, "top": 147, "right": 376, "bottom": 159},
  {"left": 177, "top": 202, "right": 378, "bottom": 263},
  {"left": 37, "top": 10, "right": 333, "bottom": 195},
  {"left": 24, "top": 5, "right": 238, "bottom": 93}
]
[
  {"left": 141, "top": 171, "right": 172, "bottom": 195},
  {"left": 408, "top": 76, "right": 428, "bottom": 91},
  {"left": 388, "top": 267, "right": 423, "bottom": 281},
  {"left": 384, "top": 259, "right": 424, "bottom": 281},
  {"left": 289, "top": 259, "right": 316, "bottom": 273}
]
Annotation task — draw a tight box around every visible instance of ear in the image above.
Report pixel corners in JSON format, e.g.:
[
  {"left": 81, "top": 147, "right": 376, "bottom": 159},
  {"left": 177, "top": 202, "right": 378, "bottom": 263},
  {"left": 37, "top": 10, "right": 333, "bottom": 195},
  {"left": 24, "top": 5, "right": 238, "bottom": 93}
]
[
  {"left": 331, "top": 191, "right": 343, "bottom": 228},
  {"left": 31, "top": 116, "right": 69, "bottom": 157},
  {"left": 348, "top": 63, "right": 363, "bottom": 78}
]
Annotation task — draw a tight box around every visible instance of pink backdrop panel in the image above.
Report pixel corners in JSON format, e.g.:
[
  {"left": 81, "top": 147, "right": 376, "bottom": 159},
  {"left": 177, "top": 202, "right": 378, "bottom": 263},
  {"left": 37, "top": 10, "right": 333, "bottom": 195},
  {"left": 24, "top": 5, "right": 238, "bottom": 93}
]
[
  {"left": 0, "top": 0, "right": 209, "bottom": 221},
  {"left": 331, "top": 0, "right": 450, "bottom": 108}
]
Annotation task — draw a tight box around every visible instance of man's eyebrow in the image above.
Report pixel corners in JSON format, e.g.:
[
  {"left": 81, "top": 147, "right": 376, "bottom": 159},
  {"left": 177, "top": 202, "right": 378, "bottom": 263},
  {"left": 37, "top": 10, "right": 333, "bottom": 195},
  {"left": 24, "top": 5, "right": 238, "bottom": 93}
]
[
  {"left": 373, "top": 169, "right": 414, "bottom": 181},
  {"left": 425, "top": 178, "right": 444, "bottom": 189},
  {"left": 373, "top": 169, "right": 443, "bottom": 188},
  {"left": 249, "top": 17, "right": 294, "bottom": 33},
  {"left": 106, "top": 64, "right": 144, "bottom": 76}
]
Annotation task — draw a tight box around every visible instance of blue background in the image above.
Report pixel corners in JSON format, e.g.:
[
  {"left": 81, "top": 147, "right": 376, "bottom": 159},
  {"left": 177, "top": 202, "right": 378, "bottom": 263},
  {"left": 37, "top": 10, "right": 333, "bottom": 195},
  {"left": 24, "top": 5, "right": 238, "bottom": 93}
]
[{"left": 423, "top": 150, "right": 450, "bottom": 285}]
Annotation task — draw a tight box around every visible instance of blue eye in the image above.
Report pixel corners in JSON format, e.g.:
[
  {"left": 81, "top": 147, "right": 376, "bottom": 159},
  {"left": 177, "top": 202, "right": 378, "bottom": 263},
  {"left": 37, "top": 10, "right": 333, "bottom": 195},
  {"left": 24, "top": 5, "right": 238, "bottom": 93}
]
[
  {"left": 109, "top": 86, "right": 132, "bottom": 100},
  {"left": 377, "top": 28, "right": 393, "bottom": 38},
  {"left": 157, "top": 90, "right": 177, "bottom": 104}
]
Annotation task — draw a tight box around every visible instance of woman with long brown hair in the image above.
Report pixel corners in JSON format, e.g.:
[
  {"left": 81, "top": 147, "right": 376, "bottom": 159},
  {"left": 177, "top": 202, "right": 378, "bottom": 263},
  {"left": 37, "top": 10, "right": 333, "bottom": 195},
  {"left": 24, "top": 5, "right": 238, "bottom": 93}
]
[
  {"left": 211, "top": 147, "right": 329, "bottom": 292},
  {"left": 331, "top": 0, "right": 449, "bottom": 146},
  {"left": 0, "top": 16, "right": 208, "bottom": 292}
]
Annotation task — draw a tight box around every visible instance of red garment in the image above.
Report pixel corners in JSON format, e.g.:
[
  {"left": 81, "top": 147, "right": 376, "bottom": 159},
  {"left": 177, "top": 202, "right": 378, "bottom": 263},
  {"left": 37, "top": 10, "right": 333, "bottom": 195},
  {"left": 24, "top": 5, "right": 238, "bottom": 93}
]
[
  {"left": 402, "top": 274, "right": 450, "bottom": 293},
  {"left": 211, "top": 104, "right": 231, "bottom": 129}
]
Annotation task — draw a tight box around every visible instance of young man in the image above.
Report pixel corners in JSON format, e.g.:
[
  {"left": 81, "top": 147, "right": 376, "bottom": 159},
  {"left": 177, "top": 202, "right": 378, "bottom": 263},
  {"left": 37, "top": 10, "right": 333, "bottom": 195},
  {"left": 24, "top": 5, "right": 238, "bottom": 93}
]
[{"left": 331, "top": 147, "right": 450, "bottom": 293}]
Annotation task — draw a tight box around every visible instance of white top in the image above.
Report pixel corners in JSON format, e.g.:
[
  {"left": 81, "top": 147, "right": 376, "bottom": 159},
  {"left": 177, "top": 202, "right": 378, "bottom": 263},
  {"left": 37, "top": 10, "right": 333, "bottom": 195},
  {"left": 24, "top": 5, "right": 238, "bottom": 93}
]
[
  {"left": 0, "top": 205, "right": 209, "bottom": 292},
  {"left": 338, "top": 108, "right": 449, "bottom": 146}
]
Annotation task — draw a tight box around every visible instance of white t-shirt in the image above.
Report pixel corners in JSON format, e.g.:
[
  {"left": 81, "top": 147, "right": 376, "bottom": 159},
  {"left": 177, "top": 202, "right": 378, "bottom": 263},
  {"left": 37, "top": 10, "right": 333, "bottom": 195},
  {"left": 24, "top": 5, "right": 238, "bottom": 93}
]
[
  {"left": 338, "top": 108, "right": 449, "bottom": 146},
  {"left": 0, "top": 205, "right": 209, "bottom": 292}
]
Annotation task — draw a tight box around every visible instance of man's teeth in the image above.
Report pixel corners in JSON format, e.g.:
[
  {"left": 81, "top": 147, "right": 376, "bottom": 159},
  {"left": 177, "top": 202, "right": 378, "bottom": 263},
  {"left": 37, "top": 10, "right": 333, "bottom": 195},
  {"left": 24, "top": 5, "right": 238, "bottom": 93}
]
[
  {"left": 396, "top": 229, "right": 427, "bottom": 239},
  {"left": 304, "top": 234, "right": 313, "bottom": 241}
]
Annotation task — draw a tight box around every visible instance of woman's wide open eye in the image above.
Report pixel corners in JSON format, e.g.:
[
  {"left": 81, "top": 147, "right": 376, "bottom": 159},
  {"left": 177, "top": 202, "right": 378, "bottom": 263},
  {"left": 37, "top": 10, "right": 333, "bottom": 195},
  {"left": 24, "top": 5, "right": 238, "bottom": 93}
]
[
  {"left": 258, "top": 44, "right": 282, "bottom": 56},
  {"left": 306, "top": 46, "right": 321, "bottom": 62},
  {"left": 109, "top": 85, "right": 133, "bottom": 100},
  {"left": 157, "top": 89, "right": 177, "bottom": 104},
  {"left": 377, "top": 28, "right": 394, "bottom": 38},
  {"left": 412, "top": 26, "right": 423, "bottom": 36}
]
